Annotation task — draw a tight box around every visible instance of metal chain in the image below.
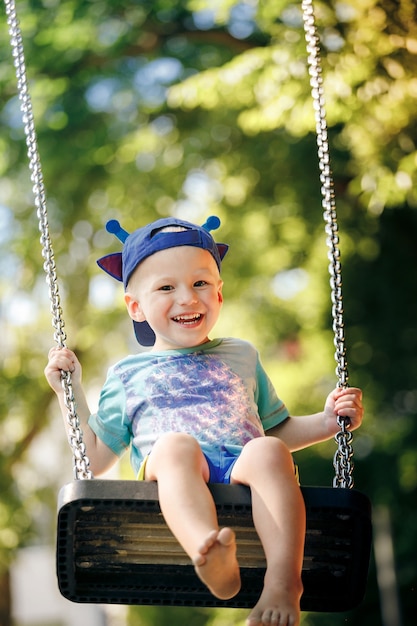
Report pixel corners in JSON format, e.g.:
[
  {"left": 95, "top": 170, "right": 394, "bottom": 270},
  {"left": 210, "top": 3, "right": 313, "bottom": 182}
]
[
  {"left": 4, "top": 0, "right": 93, "bottom": 480},
  {"left": 302, "top": 0, "right": 354, "bottom": 488}
]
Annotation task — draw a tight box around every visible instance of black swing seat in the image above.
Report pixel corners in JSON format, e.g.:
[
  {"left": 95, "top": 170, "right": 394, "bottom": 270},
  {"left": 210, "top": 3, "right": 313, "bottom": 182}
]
[{"left": 56, "top": 480, "right": 372, "bottom": 613}]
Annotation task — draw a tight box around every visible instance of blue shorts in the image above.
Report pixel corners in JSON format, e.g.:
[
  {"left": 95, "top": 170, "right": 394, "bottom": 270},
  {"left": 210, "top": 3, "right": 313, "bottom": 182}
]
[{"left": 201, "top": 444, "right": 242, "bottom": 484}]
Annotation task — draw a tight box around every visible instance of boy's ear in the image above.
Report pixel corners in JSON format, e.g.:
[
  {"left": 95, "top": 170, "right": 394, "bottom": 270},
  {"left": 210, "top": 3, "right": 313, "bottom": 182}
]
[
  {"left": 218, "top": 280, "right": 224, "bottom": 304},
  {"left": 124, "top": 292, "right": 146, "bottom": 322}
]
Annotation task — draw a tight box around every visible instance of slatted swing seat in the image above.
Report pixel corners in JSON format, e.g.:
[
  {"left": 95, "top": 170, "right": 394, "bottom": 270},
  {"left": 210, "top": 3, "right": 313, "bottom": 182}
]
[
  {"left": 5, "top": 0, "right": 372, "bottom": 614},
  {"left": 56, "top": 480, "right": 371, "bottom": 612}
]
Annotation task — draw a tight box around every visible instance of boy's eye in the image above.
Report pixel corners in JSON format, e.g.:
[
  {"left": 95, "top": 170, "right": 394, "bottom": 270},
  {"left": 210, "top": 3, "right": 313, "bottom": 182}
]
[
  {"left": 194, "top": 280, "right": 208, "bottom": 287},
  {"left": 159, "top": 285, "right": 173, "bottom": 291}
]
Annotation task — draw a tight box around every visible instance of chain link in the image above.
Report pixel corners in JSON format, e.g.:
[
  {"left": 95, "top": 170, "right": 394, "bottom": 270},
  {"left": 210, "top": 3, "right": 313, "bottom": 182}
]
[
  {"left": 5, "top": 0, "right": 93, "bottom": 480},
  {"left": 302, "top": 0, "right": 354, "bottom": 488}
]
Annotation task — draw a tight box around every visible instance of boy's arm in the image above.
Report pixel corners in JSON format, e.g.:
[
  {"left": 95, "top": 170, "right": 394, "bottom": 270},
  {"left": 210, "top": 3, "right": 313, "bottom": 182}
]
[
  {"left": 45, "top": 347, "right": 119, "bottom": 475},
  {"left": 266, "top": 387, "right": 363, "bottom": 453}
]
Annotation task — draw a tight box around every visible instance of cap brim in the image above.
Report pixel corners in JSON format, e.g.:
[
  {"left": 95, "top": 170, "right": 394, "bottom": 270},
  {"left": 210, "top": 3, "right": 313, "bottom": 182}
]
[{"left": 133, "top": 320, "right": 156, "bottom": 346}]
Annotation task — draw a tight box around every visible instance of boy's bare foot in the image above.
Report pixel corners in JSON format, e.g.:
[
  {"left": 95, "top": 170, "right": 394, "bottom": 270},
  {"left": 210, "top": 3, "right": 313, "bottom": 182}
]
[
  {"left": 193, "top": 527, "right": 241, "bottom": 600},
  {"left": 246, "top": 581, "right": 302, "bottom": 626}
]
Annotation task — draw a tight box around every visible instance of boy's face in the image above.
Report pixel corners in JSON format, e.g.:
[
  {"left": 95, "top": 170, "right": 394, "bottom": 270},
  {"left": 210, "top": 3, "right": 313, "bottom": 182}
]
[{"left": 124, "top": 246, "right": 223, "bottom": 351}]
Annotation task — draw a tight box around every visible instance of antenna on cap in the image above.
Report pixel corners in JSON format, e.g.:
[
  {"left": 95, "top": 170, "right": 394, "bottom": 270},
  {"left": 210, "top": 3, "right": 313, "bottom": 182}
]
[
  {"left": 201, "top": 215, "right": 221, "bottom": 233},
  {"left": 106, "top": 220, "right": 130, "bottom": 243}
]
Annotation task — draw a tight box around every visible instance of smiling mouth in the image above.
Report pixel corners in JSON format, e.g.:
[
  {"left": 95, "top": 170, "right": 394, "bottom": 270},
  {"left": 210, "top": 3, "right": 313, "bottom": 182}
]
[{"left": 172, "top": 313, "right": 202, "bottom": 325}]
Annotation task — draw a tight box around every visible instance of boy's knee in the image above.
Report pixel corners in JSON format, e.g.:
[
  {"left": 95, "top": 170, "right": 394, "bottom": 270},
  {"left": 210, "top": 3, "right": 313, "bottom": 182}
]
[
  {"left": 242, "top": 436, "right": 293, "bottom": 471},
  {"left": 155, "top": 431, "right": 198, "bottom": 450},
  {"left": 149, "top": 432, "right": 202, "bottom": 468}
]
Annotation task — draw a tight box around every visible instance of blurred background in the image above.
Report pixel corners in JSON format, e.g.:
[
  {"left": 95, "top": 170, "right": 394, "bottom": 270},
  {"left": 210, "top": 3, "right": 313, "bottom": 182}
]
[{"left": 1, "top": 0, "right": 416, "bottom": 624}]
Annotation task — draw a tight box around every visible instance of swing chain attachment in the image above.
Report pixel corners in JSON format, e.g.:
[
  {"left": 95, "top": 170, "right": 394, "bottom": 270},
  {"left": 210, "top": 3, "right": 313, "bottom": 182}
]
[
  {"left": 302, "top": 0, "right": 354, "bottom": 488},
  {"left": 333, "top": 416, "right": 354, "bottom": 489},
  {"left": 5, "top": 0, "right": 93, "bottom": 480}
]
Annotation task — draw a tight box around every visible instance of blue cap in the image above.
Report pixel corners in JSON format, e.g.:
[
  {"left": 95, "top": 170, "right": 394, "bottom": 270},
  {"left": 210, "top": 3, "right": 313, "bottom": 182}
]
[{"left": 97, "top": 216, "right": 228, "bottom": 346}]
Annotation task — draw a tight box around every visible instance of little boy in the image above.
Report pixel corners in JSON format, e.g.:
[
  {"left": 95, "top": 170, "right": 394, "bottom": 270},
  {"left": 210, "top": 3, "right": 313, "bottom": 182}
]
[{"left": 45, "top": 216, "right": 363, "bottom": 626}]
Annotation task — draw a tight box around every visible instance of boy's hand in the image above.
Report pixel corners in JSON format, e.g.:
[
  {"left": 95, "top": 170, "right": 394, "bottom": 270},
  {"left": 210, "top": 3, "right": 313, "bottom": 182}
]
[
  {"left": 44, "top": 347, "right": 82, "bottom": 393},
  {"left": 324, "top": 387, "right": 364, "bottom": 434}
]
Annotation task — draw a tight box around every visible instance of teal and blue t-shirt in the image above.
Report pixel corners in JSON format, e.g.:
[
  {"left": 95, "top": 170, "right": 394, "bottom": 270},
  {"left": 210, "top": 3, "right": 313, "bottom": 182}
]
[{"left": 88, "top": 338, "right": 289, "bottom": 475}]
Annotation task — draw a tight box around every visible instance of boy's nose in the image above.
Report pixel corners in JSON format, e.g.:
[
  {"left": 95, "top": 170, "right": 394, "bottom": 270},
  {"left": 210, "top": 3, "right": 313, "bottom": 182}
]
[{"left": 177, "top": 286, "right": 198, "bottom": 305}]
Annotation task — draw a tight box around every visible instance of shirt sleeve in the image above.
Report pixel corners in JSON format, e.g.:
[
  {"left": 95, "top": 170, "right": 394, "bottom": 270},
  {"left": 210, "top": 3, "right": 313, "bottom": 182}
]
[
  {"left": 255, "top": 355, "right": 289, "bottom": 431},
  {"left": 88, "top": 369, "right": 131, "bottom": 457}
]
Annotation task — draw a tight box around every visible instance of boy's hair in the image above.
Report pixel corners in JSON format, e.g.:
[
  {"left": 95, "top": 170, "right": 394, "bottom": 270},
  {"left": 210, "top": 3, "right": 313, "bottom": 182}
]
[{"left": 97, "top": 216, "right": 228, "bottom": 346}]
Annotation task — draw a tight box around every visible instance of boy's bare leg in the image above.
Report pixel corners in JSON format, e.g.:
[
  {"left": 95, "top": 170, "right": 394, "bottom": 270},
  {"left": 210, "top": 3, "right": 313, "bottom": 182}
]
[
  {"left": 145, "top": 432, "right": 241, "bottom": 600},
  {"left": 231, "top": 437, "right": 305, "bottom": 626}
]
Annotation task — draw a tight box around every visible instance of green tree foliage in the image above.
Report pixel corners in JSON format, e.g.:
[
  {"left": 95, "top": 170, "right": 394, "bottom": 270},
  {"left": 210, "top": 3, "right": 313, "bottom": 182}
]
[{"left": 1, "top": 0, "right": 417, "bottom": 624}]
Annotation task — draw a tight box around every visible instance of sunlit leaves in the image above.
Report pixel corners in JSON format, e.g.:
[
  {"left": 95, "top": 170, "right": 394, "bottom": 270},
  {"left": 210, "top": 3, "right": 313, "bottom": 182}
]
[{"left": 170, "top": 0, "right": 417, "bottom": 212}]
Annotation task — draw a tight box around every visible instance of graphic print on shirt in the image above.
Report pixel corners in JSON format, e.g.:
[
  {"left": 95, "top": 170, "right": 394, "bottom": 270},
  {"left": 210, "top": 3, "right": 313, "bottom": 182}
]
[{"left": 118, "top": 352, "right": 264, "bottom": 455}]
